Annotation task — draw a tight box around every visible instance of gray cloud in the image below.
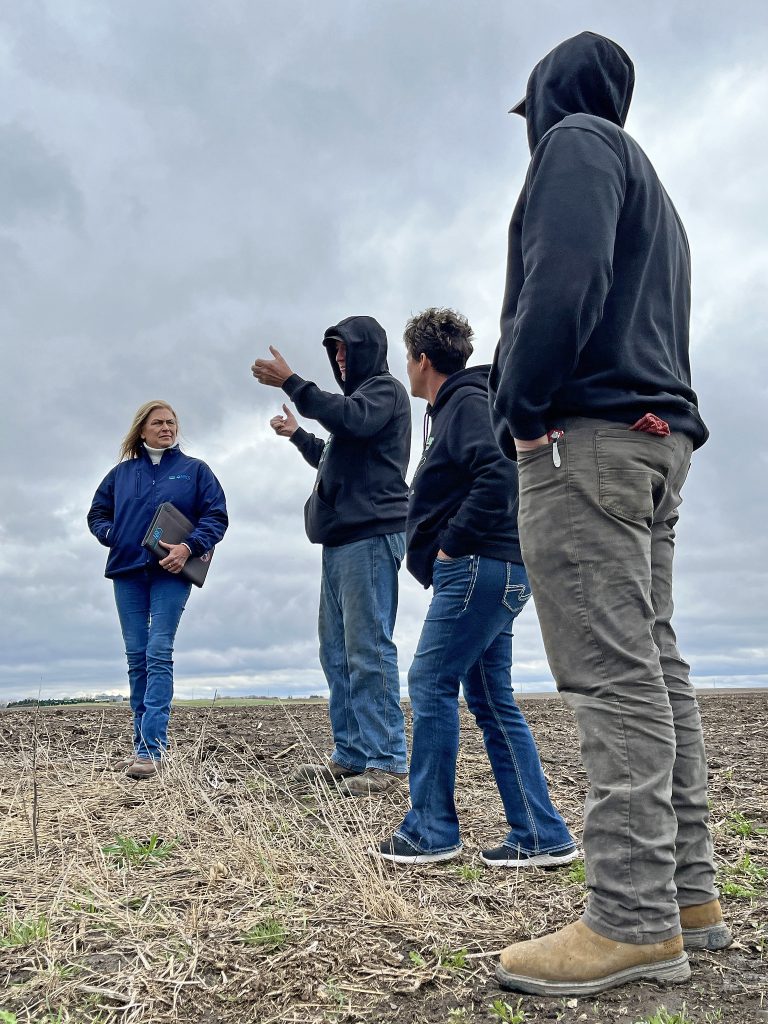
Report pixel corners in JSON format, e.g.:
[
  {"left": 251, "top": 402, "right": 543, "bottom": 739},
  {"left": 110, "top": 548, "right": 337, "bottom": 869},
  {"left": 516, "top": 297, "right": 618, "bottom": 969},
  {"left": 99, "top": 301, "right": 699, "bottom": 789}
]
[
  {"left": 0, "top": 124, "right": 83, "bottom": 228},
  {"left": 1, "top": 1, "right": 766, "bottom": 701}
]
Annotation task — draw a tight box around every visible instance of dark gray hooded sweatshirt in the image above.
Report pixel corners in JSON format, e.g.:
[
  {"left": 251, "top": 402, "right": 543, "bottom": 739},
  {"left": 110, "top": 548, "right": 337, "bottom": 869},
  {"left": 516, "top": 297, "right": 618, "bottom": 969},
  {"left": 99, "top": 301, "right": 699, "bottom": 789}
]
[
  {"left": 489, "top": 31, "right": 708, "bottom": 453},
  {"left": 284, "top": 315, "right": 411, "bottom": 546}
]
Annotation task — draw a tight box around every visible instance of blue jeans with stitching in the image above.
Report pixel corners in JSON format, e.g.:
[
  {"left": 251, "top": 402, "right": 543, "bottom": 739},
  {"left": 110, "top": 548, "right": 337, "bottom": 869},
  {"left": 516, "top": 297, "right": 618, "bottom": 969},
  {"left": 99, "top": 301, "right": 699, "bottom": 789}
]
[
  {"left": 397, "top": 555, "right": 574, "bottom": 854},
  {"left": 113, "top": 569, "right": 191, "bottom": 760},
  {"left": 319, "top": 533, "right": 408, "bottom": 774}
]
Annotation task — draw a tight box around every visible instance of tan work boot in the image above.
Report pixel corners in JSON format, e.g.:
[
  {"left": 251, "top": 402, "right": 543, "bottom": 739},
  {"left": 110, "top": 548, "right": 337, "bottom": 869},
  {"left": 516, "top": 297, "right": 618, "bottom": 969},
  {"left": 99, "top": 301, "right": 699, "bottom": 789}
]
[
  {"left": 125, "top": 757, "right": 160, "bottom": 780},
  {"left": 680, "top": 899, "right": 732, "bottom": 950},
  {"left": 288, "top": 761, "right": 362, "bottom": 786},
  {"left": 497, "top": 920, "right": 690, "bottom": 996},
  {"left": 340, "top": 768, "right": 406, "bottom": 797}
]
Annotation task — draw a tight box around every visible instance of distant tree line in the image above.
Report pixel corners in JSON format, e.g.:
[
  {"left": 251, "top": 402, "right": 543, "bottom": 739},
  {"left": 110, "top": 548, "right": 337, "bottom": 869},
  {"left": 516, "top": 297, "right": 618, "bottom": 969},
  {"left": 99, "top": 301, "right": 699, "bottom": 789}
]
[
  {"left": 6, "top": 696, "right": 125, "bottom": 707},
  {"left": 3, "top": 693, "right": 327, "bottom": 708},
  {"left": 7, "top": 697, "right": 92, "bottom": 707}
]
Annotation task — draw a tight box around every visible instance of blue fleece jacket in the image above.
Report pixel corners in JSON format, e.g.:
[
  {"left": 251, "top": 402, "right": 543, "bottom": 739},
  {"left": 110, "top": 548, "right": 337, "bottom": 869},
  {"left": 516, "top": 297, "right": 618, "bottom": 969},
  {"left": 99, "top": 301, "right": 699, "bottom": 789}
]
[{"left": 87, "top": 446, "right": 228, "bottom": 578}]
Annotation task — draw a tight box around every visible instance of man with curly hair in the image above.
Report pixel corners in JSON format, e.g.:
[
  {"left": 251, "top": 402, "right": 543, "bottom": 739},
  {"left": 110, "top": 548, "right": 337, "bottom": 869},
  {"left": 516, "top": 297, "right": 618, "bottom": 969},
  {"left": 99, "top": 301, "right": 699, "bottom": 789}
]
[{"left": 370, "top": 307, "right": 576, "bottom": 866}]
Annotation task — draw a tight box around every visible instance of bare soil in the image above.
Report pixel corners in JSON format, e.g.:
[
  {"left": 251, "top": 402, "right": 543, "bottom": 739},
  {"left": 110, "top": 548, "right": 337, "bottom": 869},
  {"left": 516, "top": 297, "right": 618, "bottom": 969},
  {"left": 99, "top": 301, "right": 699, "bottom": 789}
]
[{"left": 1, "top": 692, "right": 766, "bottom": 1023}]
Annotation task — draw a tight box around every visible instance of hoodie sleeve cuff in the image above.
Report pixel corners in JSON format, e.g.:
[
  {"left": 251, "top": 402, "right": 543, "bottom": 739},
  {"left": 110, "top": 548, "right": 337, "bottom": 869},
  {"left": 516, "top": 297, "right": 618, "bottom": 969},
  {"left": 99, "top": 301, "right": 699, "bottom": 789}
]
[
  {"left": 504, "top": 412, "right": 549, "bottom": 442},
  {"left": 438, "top": 530, "right": 472, "bottom": 559},
  {"left": 282, "top": 374, "right": 306, "bottom": 399}
]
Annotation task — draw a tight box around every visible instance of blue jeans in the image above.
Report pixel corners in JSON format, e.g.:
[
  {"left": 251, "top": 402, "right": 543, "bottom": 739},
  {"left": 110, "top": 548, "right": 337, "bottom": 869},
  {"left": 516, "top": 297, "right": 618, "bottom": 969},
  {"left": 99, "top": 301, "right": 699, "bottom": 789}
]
[
  {"left": 319, "top": 533, "right": 408, "bottom": 774},
  {"left": 397, "top": 555, "right": 574, "bottom": 854},
  {"left": 113, "top": 569, "right": 192, "bottom": 760}
]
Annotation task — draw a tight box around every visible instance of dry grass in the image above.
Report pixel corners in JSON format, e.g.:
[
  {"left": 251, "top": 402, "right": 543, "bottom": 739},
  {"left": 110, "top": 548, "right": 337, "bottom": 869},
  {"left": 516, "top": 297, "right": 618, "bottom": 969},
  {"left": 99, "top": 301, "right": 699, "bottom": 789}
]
[
  {"left": 1, "top": 695, "right": 766, "bottom": 1023},
  {"left": 0, "top": 711, "right": 571, "bottom": 1024}
]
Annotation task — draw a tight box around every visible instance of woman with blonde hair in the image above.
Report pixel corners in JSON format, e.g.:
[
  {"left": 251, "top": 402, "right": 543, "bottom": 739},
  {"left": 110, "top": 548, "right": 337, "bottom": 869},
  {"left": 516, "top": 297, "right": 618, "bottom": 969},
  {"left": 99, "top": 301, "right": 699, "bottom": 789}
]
[{"left": 88, "top": 401, "right": 228, "bottom": 778}]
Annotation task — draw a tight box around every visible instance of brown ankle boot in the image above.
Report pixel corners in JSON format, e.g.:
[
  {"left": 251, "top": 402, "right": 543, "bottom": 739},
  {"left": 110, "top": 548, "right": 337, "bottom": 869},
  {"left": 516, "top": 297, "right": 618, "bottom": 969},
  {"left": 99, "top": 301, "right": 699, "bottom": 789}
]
[
  {"left": 112, "top": 753, "right": 137, "bottom": 771},
  {"left": 125, "top": 757, "right": 160, "bottom": 780},
  {"left": 497, "top": 920, "right": 690, "bottom": 996},
  {"left": 340, "top": 768, "right": 407, "bottom": 797},
  {"left": 679, "top": 899, "right": 732, "bottom": 950}
]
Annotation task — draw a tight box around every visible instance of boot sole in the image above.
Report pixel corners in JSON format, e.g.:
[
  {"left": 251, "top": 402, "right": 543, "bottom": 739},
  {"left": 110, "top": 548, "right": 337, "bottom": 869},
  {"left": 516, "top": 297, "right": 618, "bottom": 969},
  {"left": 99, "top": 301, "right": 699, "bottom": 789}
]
[
  {"left": 367, "top": 845, "right": 462, "bottom": 865},
  {"left": 682, "top": 923, "right": 733, "bottom": 950},
  {"left": 288, "top": 765, "right": 364, "bottom": 786},
  {"left": 340, "top": 779, "right": 406, "bottom": 798},
  {"left": 290, "top": 773, "right": 361, "bottom": 786},
  {"left": 125, "top": 762, "right": 160, "bottom": 780},
  {"left": 496, "top": 952, "right": 690, "bottom": 996},
  {"left": 481, "top": 848, "right": 580, "bottom": 869},
  {"left": 342, "top": 787, "right": 402, "bottom": 798}
]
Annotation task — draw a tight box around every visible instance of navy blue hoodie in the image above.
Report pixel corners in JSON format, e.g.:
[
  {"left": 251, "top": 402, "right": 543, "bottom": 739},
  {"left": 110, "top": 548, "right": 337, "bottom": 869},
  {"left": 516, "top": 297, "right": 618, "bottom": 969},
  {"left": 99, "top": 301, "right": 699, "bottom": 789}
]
[
  {"left": 87, "top": 446, "right": 228, "bottom": 578},
  {"left": 407, "top": 365, "right": 522, "bottom": 588},
  {"left": 283, "top": 316, "right": 411, "bottom": 546},
  {"left": 489, "top": 31, "right": 708, "bottom": 454}
]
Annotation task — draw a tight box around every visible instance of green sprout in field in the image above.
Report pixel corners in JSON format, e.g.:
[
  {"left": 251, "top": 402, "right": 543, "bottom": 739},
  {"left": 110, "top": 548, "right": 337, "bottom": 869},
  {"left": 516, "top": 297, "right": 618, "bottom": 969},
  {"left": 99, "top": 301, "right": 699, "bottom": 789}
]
[
  {"left": 318, "top": 978, "right": 346, "bottom": 1012},
  {"left": 44, "top": 1012, "right": 67, "bottom": 1024},
  {"left": 101, "top": 834, "right": 178, "bottom": 867},
  {"left": 564, "top": 859, "right": 586, "bottom": 885},
  {"left": 0, "top": 914, "right": 49, "bottom": 948},
  {"left": 456, "top": 865, "right": 483, "bottom": 882},
  {"left": 241, "top": 918, "right": 288, "bottom": 950},
  {"left": 408, "top": 949, "right": 427, "bottom": 967},
  {"left": 633, "top": 1003, "right": 724, "bottom": 1024},
  {"left": 725, "top": 810, "right": 768, "bottom": 839},
  {"left": 68, "top": 891, "right": 99, "bottom": 915},
  {"left": 489, "top": 997, "right": 528, "bottom": 1022},
  {"left": 718, "top": 853, "right": 768, "bottom": 899},
  {"left": 438, "top": 946, "right": 469, "bottom": 971},
  {"left": 633, "top": 1005, "right": 693, "bottom": 1024},
  {"left": 245, "top": 775, "right": 270, "bottom": 794}
]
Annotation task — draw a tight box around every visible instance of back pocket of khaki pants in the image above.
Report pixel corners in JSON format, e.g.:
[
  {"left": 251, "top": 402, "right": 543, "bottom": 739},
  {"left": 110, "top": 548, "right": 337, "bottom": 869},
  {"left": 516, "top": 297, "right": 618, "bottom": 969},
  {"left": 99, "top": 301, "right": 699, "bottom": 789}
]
[{"left": 595, "top": 432, "right": 668, "bottom": 524}]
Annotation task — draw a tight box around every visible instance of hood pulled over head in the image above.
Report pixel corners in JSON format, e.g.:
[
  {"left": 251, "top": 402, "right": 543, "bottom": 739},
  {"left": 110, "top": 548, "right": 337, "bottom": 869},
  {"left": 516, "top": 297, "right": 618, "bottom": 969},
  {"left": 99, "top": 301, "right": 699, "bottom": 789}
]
[
  {"left": 323, "top": 315, "right": 389, "bottom": 394},
  {"left": 515, "top": 31, "right": 634, "bottom": 153}
]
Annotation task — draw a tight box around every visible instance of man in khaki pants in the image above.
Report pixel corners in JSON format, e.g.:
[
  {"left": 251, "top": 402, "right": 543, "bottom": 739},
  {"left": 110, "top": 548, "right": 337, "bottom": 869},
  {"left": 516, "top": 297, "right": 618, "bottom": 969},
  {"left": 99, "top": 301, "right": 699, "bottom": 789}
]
[{"left": 489, "top": 31, "right": 730, "bottom": 996}]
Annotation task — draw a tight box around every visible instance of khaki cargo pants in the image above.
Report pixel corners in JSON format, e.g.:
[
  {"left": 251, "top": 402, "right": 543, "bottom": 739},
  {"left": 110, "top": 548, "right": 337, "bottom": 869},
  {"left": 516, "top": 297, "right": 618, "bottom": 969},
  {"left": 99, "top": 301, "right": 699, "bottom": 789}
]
[{"left": 517, "top": 417, "right": 717, "bottom": 944}]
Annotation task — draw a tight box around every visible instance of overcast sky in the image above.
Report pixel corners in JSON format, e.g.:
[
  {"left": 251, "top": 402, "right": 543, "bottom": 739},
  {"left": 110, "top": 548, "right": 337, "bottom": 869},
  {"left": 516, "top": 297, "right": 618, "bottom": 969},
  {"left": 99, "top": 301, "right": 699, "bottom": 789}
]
[{"left": 1, "top": 1, "right": 766, "bottom": 701}]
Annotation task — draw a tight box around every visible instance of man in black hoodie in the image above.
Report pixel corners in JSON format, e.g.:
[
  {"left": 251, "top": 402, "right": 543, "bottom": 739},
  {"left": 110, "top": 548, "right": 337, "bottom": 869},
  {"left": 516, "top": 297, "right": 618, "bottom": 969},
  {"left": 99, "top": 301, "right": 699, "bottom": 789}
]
[
  {"left": 489, "top": 33, "right": 726, "bottom": 996},
  {"left": 370, "top": 308, "right": 576, "bottom": 867},
  {"left": 252, "top": 316, "right": 410, "bottom": 795}
]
